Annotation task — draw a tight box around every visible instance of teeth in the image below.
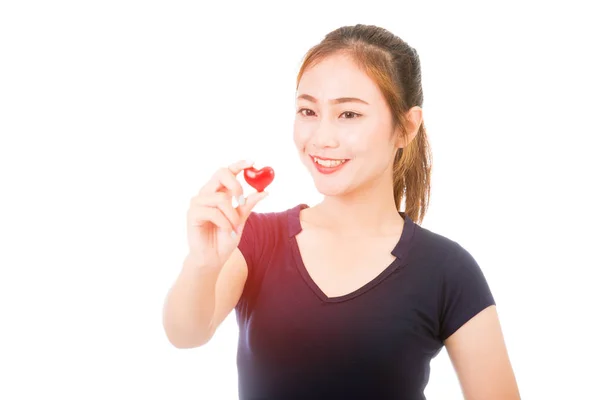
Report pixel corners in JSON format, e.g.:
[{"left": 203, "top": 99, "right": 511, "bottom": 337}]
[{"left": 313, "top": 157, "right": 346, "bottom": 167}]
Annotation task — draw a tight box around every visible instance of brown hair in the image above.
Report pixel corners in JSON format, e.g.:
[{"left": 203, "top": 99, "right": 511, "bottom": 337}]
[{"left": 295, "top": 24, "right": 432, "bottom": 225}]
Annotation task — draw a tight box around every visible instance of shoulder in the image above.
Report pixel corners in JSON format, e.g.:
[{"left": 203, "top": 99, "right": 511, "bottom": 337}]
[
  {"left": 239, "top": 203, "right": 307, "bottom": 256},
  {"left": 409, "top": 223, "right": 488, "bottom": 281},
  {"left": 244, "top": 203, "right": 307, "bottom": 235},
  {"left": 408, "top": 222, "right": 463, "bottom": 267}
]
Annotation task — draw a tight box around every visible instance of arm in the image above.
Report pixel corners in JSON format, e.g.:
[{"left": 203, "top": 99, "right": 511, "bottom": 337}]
[
  {"left": 444, "top": 305, "right": 521, "bottom": 399},
  {"left": 162, "top": 248, "right": 248, "bottom": 349}
]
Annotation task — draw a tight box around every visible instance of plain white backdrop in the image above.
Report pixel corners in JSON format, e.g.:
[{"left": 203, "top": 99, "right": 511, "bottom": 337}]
[{"left": 1, "top": 1, "right": 599, "bottom": 398}]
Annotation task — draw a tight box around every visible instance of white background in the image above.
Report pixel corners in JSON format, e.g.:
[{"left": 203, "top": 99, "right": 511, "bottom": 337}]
[{"left": 1, "top": 1, "right": 599, "bottom": 399}]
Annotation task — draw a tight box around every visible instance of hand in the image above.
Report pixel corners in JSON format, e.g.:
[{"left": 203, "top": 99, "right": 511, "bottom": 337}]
[{"left": 186, "top": 160, "right": 268, "bottom": 269}]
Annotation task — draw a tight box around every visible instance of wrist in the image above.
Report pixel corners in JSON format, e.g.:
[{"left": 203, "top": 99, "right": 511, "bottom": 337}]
[{"left": 183, "top": 253, "right": 221, "bottom": 273}]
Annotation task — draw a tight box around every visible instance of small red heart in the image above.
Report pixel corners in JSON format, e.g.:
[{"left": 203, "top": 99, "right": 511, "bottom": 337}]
[{"left": 243, "top": 166, "right": 275, "bottom": 192}]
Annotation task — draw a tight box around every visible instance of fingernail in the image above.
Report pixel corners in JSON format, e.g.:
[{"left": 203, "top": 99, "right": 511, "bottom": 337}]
[
  {"left": 238, "top": 195, "right": 246, "bottom": 206},
  {"left": 230, "top": 230, "right": 237, "bottom": 239},
  {"left": 244, "top": 159, "right": 254, "bottom": 166}
]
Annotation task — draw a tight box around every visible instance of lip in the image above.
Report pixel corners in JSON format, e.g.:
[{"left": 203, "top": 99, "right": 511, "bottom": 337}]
[
  {"left": 310, "top": 155, "right": 349, "bottom": 175},
  {"left": 309, "top": 154, "right": 347, "bottom": 161}
]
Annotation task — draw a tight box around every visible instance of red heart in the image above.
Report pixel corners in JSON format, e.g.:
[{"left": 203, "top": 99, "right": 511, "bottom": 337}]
[{"left": 243, "top": 166, "right": 275, "bottom": 192}]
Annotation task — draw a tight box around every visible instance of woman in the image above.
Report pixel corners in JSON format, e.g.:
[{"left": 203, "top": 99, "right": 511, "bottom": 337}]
[{"left": 163, "top": 24, "right": 521, "bottom": 399}]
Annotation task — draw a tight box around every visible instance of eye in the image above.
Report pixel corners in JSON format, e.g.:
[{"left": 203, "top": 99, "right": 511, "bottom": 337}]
[
  {"left": 296, "top": 109, "right": 362, "bottom": 119},
  {"left": 297, "top": 108, "right": 315, "bottom": 117},
  {"left": 341, "top": 111, "right": 361, "bottom": 119}
]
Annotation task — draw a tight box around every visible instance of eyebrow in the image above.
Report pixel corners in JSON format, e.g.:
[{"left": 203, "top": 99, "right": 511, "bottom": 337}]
[{"left": 296, "top": 93, "right": 370, "bottom": 105}]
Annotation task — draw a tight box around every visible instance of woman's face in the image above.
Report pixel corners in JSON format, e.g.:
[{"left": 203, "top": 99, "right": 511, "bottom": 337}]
[{"left": 293, "top": 52, "right": 401, "bottom": 198}]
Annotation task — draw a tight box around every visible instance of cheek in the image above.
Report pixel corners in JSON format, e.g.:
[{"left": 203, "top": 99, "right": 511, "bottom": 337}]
[
  {"left": 344, "top": 122, "right": 381, "bottom": 153},
  {"left": 293, "top": 122, "right": 311, "bottom": 151}
]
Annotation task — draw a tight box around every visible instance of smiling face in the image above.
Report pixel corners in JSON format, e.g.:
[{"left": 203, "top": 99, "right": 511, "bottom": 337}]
[{"left": 294, "top": 52, "right": 401, "bottom": 198}]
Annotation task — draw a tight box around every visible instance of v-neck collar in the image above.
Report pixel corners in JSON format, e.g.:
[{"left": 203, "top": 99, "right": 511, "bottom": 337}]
[{"left": 287, "top": 203, "right": 416, "bottom": 303}]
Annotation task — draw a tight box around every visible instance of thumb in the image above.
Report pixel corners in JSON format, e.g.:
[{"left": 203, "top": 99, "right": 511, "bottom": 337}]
[{"left": 238, "top": 190, "right": 269, "bottom": 224}]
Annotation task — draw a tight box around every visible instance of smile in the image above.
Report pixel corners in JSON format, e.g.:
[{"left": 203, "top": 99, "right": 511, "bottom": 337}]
[{"left": 310, "top": 155, "right": 349, "bottom": 174}]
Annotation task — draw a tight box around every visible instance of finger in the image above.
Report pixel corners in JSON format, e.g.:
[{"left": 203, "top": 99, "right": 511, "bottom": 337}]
[
  {"left": 227, "top": 159, "right": 254, "bottom": 175},
  {"left": 216, "top": 168, "right": 245, "bottom": 200},
  {"left": 238, "top": 190, "right": 269, "bottom": 223},
  {"left": 193, "top": 192, "right": 241, "bottom": 228},
  {"left": 190, "top": 206, "right": 236, "bottom": 232},
  {"left": 200, "top": 166, "right": 246, "bottom": 199}
]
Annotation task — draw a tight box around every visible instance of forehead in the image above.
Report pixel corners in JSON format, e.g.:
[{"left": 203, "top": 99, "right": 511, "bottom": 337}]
[{"left": 297, "top": 53, "right": 384, "bottom": 104}]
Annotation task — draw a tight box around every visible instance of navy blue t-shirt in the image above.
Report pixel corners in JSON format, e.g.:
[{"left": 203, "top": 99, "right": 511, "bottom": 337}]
[{"left": 234, "top": 203, "right": 495, "bottom": 399}]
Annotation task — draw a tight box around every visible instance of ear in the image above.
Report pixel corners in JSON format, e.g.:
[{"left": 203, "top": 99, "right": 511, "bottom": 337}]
[{"left": 394, "top": 106, "right": 423, "bottom": 149}]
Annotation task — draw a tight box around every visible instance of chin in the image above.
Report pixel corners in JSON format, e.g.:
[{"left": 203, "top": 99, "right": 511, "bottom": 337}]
[
  {"left": 314, "top": 185, "right": 345, "bottom": 197},
  {"left": 304, "top": 157, "right": 348, "bottom": 193},
  {"left": 311, "top": 175, "right": 354, "bottom": 197}
]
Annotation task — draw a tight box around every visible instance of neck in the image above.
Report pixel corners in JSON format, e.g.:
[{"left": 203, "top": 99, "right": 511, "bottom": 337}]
[{"left": 311, "top": 173, "right": 404, "bottom": 236}]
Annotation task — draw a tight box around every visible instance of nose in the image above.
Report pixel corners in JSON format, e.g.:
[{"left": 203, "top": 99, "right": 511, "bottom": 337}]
[{"left": 311, "top": 120, "right": 339, "bottom": 149}]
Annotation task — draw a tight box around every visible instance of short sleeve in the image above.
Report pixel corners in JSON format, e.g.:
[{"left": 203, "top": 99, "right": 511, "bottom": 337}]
[
  {"left": 439, "top": 245, "right": 496, "bottom": 341},
  {"left": 237, "top": 211, "right": 257, "bottom": 273},
  {"left": 235, "top": 211, "right": 270, "bottom": 310}
]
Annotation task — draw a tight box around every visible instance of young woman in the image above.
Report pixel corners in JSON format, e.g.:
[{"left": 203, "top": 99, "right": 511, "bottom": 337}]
[{"left": 163, "top": 24, "right": 521, "bottom": 399}]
